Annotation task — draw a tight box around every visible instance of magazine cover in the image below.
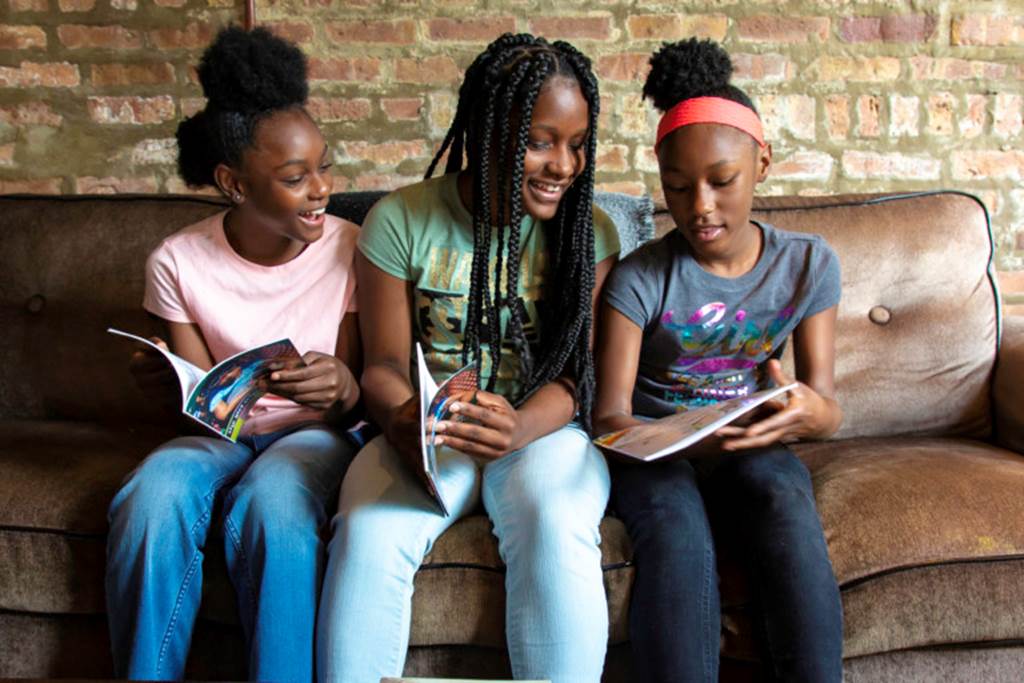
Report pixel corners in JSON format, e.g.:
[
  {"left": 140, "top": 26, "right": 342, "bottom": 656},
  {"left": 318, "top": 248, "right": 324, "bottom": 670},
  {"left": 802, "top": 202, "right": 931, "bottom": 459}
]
[
  {"left": 416, "top": 343, "right": 479, "bottom": 516},
  {"left": 594, "top": 383, "right": 797, "bottom": 462},
  {"left": 108, "top": 328, "right": 303, "bottom": 442}
]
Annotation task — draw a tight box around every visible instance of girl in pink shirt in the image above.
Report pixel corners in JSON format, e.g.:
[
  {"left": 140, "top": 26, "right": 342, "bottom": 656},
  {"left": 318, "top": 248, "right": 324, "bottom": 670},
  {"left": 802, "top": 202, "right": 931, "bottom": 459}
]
[{"left": 105, "top": 27, "right": 360, "bottom": 683}]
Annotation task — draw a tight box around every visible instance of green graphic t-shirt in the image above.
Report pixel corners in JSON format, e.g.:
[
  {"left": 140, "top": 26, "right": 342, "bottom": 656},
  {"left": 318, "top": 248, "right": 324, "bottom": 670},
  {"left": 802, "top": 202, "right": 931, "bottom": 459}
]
[{"left": 358, "top": 172, "right": 621, "bottom": 399}]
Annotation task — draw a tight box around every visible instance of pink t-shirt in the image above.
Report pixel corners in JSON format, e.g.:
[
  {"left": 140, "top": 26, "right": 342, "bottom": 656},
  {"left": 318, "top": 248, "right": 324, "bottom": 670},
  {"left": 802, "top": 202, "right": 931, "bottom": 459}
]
[{"left": 144, "top": 210, "right": 359, "bottom": 435}]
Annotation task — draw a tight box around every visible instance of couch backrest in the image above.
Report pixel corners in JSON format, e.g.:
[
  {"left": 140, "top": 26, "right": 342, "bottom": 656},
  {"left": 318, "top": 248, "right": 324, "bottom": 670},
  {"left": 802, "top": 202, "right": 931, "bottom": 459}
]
[
  {"left": 0, "top": 191, "right": 999, "bottom": 441},
  {"left": 655, "top": 191, "right": 998, "bottom": 440}
]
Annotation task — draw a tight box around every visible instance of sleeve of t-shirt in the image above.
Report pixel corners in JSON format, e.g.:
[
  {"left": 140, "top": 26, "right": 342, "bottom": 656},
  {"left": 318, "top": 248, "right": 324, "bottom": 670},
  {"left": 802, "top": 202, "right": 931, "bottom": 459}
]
[
  {"left": 805, "top": 239, "right": 842, "bottom": 317},
  {"left": 593, "top": 204, "right": 622, "bottom": 263},
  {"left": 357, "top": 193, "right": 412, "bottom": 281},
  {"left": 142, "top": 242, "right": 193, "bottom": 323},
  {"left": 601, "top": 247, "right": 659, "bottom": 330}
]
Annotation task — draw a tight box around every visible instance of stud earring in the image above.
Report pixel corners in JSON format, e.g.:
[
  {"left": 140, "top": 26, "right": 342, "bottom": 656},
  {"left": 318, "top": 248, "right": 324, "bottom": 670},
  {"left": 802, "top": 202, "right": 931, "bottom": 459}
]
[{"left": 233, "top": 193, "right": 243, "bottom": 202}]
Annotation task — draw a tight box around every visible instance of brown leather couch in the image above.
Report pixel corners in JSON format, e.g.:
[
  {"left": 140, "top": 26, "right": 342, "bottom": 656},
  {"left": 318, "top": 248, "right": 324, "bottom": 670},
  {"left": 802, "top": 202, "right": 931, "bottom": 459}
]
[{"left": 1, "top": 190, "right": 1022, "bottom": 681}]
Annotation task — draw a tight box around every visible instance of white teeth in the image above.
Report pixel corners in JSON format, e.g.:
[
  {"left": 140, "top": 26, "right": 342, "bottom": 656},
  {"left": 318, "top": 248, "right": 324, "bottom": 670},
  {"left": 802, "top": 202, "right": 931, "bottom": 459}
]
[
  {"left": 533, "top": 181, "right": 562, "bottom": 193},
  {"left": 300, "top": 208, "right": 326, "bottom": 218}
]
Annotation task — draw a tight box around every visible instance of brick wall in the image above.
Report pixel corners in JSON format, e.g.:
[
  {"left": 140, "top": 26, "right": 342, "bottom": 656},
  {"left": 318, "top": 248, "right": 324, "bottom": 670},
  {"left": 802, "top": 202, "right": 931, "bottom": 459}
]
[{"left": 1, "top": 0, "right": 1022, "bottom": 309}]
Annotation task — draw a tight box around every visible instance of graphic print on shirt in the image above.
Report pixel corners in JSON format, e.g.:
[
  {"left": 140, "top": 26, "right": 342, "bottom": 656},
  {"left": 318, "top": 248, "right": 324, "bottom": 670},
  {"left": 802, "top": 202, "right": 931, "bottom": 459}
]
[
  {"left": 415, "top": 245, "right": 545, "bottom": 395},
  {"left": 660, "top": 302, "right": 795, "bottom": 408}
]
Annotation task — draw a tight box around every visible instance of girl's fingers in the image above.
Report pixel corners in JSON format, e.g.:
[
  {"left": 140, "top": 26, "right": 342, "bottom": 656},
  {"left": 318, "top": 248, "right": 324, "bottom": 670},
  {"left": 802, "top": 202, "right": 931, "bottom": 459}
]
[
  {"left": 721, "top": 425, "right": 789, "bottom": 451},
  {"left": 433, "top": 434, "right": 502, "bottom": 460},
  {"left": 471, "top": 390, "right": 513, "bottom": 411},
  {"left": 714, "top": 425, "right": 747, "bottom": 437},
  {"left": 446, "top": 401, "right": 514, "bottom": 429},
  {"left": 743, "top": 406, "right": 803, "bottom": 437},
  {"left": 434, "top": 420, "right": 510, "bottom": 450}
]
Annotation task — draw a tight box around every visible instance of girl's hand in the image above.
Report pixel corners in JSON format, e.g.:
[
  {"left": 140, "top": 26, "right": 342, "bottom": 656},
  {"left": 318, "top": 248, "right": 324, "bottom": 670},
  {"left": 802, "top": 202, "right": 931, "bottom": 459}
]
[
  {"left": 267, "top": 351, "right": 357, "bottom": 410},
  {"left": 433, "top": 390, "right": 526, "bottom": 460},
  {"left": 128, "top": 337, "right": 180, "bottom": 414},
  {"left": 716, "top": 359, "right": 839, "bottom": 451}
]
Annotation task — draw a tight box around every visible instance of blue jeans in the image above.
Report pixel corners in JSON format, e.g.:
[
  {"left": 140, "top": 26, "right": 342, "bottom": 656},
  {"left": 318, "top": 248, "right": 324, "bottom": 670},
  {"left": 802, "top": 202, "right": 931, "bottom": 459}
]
[
  {"left": 106, "top": 424, "right": 356, "bottom": 682},
  {"left": 316, "top": 425, "right": 611, "bottom": 683},
  {"left": 611, "top": 445, "right": 842, "bottom": 683}
]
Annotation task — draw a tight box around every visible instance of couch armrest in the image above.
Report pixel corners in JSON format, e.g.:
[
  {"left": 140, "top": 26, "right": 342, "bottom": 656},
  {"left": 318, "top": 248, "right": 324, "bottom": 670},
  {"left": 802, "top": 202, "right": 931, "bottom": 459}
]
[{"left": 995, "top": 316, "right": 1024, "bottom": 453}]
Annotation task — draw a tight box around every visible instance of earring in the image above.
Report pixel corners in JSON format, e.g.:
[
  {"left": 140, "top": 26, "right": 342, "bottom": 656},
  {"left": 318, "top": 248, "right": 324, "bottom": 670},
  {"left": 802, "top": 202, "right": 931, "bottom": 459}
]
[{"left": 233, "top": 193, "right": 243, "bottom": 203}]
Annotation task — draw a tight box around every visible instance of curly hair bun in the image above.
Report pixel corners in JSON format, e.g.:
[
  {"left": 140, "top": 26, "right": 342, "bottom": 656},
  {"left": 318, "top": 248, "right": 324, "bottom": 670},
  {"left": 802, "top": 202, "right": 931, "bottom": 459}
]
[
  {"left": 197, "top": 26, "right": 308, "bottom": 113},
  {"left": 643, "top": 38, "right": 733, "bottom": 113}
]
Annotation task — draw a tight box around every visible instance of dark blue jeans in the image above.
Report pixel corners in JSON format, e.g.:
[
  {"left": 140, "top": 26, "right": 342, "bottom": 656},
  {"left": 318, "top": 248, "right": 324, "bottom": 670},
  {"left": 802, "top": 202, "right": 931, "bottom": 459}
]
[{"left": 611, "top": 445, "right": 842, "bottom": 683}]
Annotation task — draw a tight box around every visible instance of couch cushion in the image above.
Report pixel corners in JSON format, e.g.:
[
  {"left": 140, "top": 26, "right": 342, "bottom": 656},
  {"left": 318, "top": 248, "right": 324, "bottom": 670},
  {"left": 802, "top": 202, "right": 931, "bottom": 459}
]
[{"left": 797, "top": 437, "right": 1024, "bottom": 584}]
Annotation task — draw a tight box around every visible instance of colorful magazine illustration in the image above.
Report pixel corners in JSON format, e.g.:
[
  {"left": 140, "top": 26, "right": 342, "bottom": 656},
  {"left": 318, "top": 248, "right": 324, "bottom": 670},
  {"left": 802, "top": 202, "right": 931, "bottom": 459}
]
[
  {"left": 108, "top": 328, "right": 304, "bottom": 442},
  {"left": 593, "top": 383, "right": 798, "bottom": 462},
  {"left": 416, "top": 343, "right": 479, "bottom": 516}
]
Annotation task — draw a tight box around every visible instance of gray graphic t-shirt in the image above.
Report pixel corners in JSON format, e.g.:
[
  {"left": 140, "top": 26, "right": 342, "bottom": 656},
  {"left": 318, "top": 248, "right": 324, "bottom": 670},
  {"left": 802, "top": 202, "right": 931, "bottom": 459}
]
[{"left": 603, "top": 221, "right": 841, "bottom": 418}]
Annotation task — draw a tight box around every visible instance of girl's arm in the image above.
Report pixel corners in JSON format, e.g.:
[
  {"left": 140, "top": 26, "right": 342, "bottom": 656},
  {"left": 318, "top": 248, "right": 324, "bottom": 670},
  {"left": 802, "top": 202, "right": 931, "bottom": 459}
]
[
  {"left": 435, "top": 254, "right": 618, "bottom": 458},
  {"left": 355, "top": 251, "right": 422, "bottom": 462},
  {"left": 165, "top": 320, "right": 215, "bottom": 369},
  {"left": 717, "top": 305, "right": 843, "bottom": 450},
  {"left": 592, "top": 303, "right": 645, "bottom": 436}
]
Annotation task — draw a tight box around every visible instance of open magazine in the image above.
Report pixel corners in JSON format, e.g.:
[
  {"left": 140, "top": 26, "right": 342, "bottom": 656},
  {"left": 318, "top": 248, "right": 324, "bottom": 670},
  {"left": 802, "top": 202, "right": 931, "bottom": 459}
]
[
  {"left": 593, "top": 383, "right": 798, "bottom": 462},
  {"left": 108, "top": 328, "right": 304, "bottom": 442},
  {"left": 416, "top": 343, "right": 479, "bottom": 516}
]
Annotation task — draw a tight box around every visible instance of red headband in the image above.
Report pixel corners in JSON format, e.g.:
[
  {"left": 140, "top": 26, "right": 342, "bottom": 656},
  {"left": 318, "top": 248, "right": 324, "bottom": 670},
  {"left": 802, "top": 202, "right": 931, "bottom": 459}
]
[{"left": 655, "top": 96, "right": 766, "bottom": 151}]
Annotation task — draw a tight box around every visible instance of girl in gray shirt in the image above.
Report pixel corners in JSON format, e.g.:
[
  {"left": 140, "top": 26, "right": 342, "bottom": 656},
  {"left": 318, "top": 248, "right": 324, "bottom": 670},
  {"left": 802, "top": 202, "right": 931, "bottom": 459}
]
[{"left": 594, "top": 38, "right": 843, "bottom": 683}]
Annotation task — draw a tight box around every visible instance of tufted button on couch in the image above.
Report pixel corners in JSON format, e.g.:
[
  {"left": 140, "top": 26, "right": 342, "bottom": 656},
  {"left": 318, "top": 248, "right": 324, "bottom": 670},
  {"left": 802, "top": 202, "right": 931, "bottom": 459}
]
[{"left": 1, "top": 190, "right": 1022, "bottom": 681}]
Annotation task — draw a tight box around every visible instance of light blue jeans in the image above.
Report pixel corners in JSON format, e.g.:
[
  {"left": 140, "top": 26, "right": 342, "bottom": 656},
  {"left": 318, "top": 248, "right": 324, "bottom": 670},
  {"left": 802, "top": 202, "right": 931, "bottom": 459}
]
[
  {"left": 105, "top": 424, "right": 355, "bottom": 682},
  {"left": 316, "top": 424, "right": 611, "bottom": 683}
]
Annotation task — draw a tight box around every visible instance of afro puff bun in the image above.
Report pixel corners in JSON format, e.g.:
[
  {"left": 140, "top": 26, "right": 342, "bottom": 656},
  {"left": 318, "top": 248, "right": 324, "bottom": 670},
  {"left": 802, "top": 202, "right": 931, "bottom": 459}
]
[
  {"left": 175, "top": 26, "right": 312, "bottom": 188},
  {"left": 198, "top": 26, "right": 308, "bottom": 113},
  {"left": 643, "top": 38, "right": 754, "bottom": 114}
]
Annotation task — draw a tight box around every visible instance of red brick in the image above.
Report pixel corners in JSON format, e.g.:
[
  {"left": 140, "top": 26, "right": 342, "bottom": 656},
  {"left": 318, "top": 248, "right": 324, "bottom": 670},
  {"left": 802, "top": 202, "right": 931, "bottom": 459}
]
[
  {"left": 633, "top": 145, "right": 658, "bottom": 173},
  {"left": 353, "top": 173, "right": 421, "bottom": 191},
  {"left": 0, "top": 25, "right": 46, "bottom": 49},
  {"left": 0, "top": 61, "right": 79, "bottom": 87},
  {"left": 856, "top": 95, "right": 880, "bottom": 138},
  {"left": 0, "top": 143, "right": 16, "bottom": 167},
  {"left": 596, "top": 144, "right": 629, "bottom": 173},
  {"left": 825, "top": 95, "right": 849, "bottom": 139},
  {"left": 840, "top": 14, "right": 936, "bottom": 43},
  {"left": 9, "top": 0, "right": 48, "bottom": 10},
  {"left": 91, "top": 62, "right": 175, "bottom": 86},
  {"left": 889, "top": 95, "right": 919, "bottom": 137},
  {"left": 306, "top": 97, "right": 372, "bottom": 122},
  {"left": 732, "top": 53, "right": 792, "bottom": 83},
  {"left": 1017, "top": 232, "right": 1024, "bottom": 252},
  {"left": 842, "top": 151, "right": 940, "bottom": 180},
  {"left": 960, "top": 94, "right": 986, "bottom": 138},
  {"left": 757, "top": 94, "right": 815, "bottom": 141},
  {"left": 994, "top": 94, "right": 1023, "bottom": 138},
  {"left": 626, "top": 14, "right": 728, "bottom": 41},
  {"left": 925, "top": 92, "right": 955, "bottom": 136},
  {"left": 57, "top": 0, "right": 94, "bottom": 9},
  {"left": 736, "top": 16, "right": 829, "bottom": 43},
  {"left": 325, "top": 19, "right": 415, "bottom": 44},
  {"left": 952, "top": 14, "right": 1024, "bottom": 46},
  {"left": 381, "top": 97, "right": 423, "bottom": 121},
  {"left": 394, "top": 56, "right": 460, "bottom": 84},
  {"left": 58, "top": 24, "right": 142, "bottom": 49},
  {"left": 951, "top": 150, "right": 1024, "bottom": 181},
  {"left": 909, "top": 56, "right": 1008, "bottom": 81},
  {"left": 0, "top": 101, "right": 62, "bottom": 126},
  {"left": 148, "top": 22, "right": 216, "bottom": 50},
  {"left": 0, "top": 177, "right": 62, "bottom": 193},
  {"left": 267, "top": 22, "right": 314, "bottom": 45},
  {"left": 998, "top": 270, "right": 1024, "bottom": 295},
  {"left": 530, "top": 16, "right": 612, "bottom": 41},
  {"left": 426, "top": 17, "right": 516, "bottom": 42},
  {"left": 340, "top": 140, "right": 429, "bottom": 165},
  {"left": 810, "top": 56, "right": 901, "bottom": 82},
  {"left": 128, "top": 138, "right": 176, "bottom": 165},
  {"left": 308, "top": 57, "right": 380, "bottom": 82},
  {"left": 595, "top": 181, "right": 645, "bottom": 196},
  {"left": 87, "top": 96, "right": 176, "bottom": 124},
  {"left": 180, "top": 97, "right": 204, "bottom": 117},
  {"left": 75, "top": 175, "right": 159, "bottom": 194},
  {"left": 771, "top": 151, "right": 834, "bottom": 181},
  {"left": 596, "top": 53, "right": 649, "bottom": 82}
]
